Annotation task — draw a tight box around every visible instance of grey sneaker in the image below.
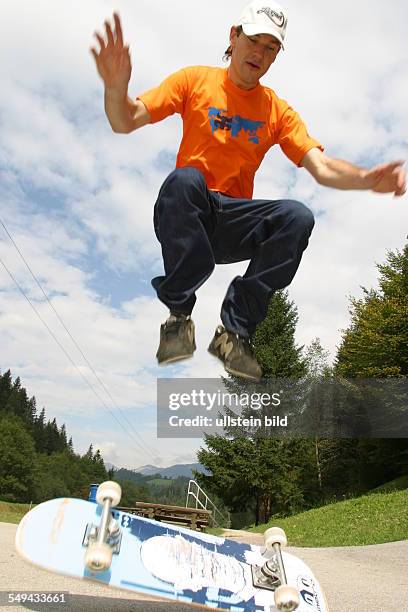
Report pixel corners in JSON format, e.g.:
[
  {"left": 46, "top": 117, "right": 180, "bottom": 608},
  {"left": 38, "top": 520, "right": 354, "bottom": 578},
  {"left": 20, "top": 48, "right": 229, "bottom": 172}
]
[
  {"left": 156, "top": 313, "right": 196, "bottom": 365},
  {"left": 208, "top": 325, "right": 262, "bottom": 381}
]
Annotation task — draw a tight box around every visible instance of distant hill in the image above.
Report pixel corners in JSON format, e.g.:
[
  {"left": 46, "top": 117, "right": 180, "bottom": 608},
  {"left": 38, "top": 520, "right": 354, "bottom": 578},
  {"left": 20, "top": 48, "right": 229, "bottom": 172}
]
[
  {"left": 113, "top": 463, "right": 208, "bottom": 481},
  {"left": 135, "top": 463, "right": 208, "bottom": 479},
  {"left": 134, "top": 464, "right": 160, "bottom": 476}
]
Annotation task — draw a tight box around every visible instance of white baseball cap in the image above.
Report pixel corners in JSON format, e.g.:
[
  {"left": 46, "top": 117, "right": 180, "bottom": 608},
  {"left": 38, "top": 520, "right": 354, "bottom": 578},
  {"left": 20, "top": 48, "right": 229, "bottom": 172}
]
[{"left": 237, "top": 1, "right": 288, "bottom": 49}]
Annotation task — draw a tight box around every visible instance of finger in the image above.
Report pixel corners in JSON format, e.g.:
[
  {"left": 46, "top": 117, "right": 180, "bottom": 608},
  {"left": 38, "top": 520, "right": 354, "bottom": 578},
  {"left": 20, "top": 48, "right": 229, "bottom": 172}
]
[
  {"left": 383, "top": 160, "right": 405, "bottom": 173},
  {"left": 90, "top": 47, "right": 99, "bottom": 61},
  {"left": 396, "top": 168, "right": 405, "bottom": 187},
  {"left": 105, "top": 20, "right": 114, "bottom": 47},
  {"left": 396, "top": 169, "right": 407, "bottom": 194},
  {"left": 391, "top": 172, "right": 406, "bottom": 197},
  {"left": 94, "top": 31, "right": 106, "bottom": 51},
  {"left": 113, "top": 12, "right": 124, "bottom": 47},
  {"left": 372, "top": 160, "right": 404, "bottom": 175}
]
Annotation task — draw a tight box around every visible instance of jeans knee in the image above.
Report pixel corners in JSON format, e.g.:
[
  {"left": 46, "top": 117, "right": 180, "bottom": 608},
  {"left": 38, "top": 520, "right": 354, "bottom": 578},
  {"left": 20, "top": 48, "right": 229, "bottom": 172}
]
[
  {"left": 154, "top": 166, "right": 210, "bottom": 234},
  {"left": 286, "top": 200, "right": 315, "bottom": 235}
]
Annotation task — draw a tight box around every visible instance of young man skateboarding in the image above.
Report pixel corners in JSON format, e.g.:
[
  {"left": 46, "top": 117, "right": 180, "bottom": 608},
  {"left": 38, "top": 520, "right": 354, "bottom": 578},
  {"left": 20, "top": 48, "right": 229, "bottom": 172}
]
[{"left": 91, "top": 1, "right": 406, "bottom": 381}]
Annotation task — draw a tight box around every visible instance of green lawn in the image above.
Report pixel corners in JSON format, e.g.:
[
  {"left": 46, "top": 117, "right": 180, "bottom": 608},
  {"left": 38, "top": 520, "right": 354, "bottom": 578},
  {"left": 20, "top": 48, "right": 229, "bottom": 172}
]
[
  {"left": 147, "top": 478, "right": 173, "bottom": 487},
  {"left": 248, "top": 489, "right": 408, "bottom": 546},
  {"left": 0, "top": 501, "right": 33, "bottom": 524}
]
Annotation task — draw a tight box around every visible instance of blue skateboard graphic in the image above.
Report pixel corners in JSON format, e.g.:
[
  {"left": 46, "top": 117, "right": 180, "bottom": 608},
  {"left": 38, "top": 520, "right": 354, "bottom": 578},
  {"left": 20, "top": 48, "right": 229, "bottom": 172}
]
[{"left": 15, "top": 481, "right": 329, "bottom": 611}]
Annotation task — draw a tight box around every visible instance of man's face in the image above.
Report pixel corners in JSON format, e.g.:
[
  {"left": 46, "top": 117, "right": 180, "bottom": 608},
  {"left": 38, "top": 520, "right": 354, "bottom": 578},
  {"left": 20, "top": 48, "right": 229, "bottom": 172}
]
[{"left": 229, "top": 26, "right": 281, "bottom": 89}]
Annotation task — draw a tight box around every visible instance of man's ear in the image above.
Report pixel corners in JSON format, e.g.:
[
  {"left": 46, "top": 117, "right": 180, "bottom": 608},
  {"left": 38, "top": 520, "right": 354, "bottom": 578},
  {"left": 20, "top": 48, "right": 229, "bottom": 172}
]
[{"left": 229, "top": 25, "right": 238, "bottom": 48}]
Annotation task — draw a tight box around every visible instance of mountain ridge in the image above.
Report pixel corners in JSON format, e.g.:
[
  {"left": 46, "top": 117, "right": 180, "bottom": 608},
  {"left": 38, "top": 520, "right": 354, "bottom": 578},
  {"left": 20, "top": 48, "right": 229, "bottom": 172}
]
[{"left": 107, "top": 462, "right": 208, "bottom": 479}]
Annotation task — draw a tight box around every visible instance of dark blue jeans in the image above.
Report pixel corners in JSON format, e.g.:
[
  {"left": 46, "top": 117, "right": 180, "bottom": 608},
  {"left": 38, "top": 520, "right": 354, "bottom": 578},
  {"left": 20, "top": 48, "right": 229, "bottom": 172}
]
[{"left": 152, "top": 166, "right": 314, "bottom": 337}]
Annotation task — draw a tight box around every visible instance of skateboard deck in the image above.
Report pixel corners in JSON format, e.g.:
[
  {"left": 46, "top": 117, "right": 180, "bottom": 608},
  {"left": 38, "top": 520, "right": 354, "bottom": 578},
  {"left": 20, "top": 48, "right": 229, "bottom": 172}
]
[{"left": 15, "top": 485, "right": 329, "bottom": 611}]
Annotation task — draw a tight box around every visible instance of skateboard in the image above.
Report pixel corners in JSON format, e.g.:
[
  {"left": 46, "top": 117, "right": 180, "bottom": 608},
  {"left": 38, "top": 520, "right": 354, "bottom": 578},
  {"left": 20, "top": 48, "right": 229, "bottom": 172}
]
[{"left": 15, "top": 481, "right": 329, "bottom": 611}]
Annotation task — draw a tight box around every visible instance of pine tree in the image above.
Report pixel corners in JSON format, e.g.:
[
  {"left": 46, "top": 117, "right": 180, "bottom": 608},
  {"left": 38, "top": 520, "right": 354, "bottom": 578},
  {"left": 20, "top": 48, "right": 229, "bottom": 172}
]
[
  {"left": 84, "top": 444, "right": 94, "bottom": 460},
  {"left": 254, "top": 291, "right": 307, "bottom": 378},
  {"left": 60, "top": 424, "right": 68, "bottom": 445},
  {"left": 33, "top": 407, "right": 46, "bottom": 450},
  {"left": 0, "top": 370, "right": 13, "bottom": 409},
  {"left": 0, "top": 370, "right": 111, "bottom": 503},
  {"left": 93, "top": 449, "right": 105, "bottom": 467},
  {"left": 198, "top": 291, "right": 316, "bottom": 524},
  {"left": 0, "top": 414, "right": 36, "bottom": 502},
  {"left": 336, "top": 245, "right": 408, "bottom": 377},
  {"left": 44, "top": 418, "right": 62, "bottom": 454},
  {"left": 333, "top": 244, "right": 408, "bottom": 490}
]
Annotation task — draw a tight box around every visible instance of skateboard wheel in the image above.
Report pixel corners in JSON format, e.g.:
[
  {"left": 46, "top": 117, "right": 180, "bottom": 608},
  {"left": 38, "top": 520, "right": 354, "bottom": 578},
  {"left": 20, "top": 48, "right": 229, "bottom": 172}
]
[
  {"left": 264, "top": 527, "right": 287, "bottom": 549},
  {"left": 84, "top": 542, "right": 113, "bottom": 572},
  {"left": 274, "top": 585, "right": 300, "bottom": 611},
  {"left": 96, "top": 481, "right": 122, "bottom": 506}
]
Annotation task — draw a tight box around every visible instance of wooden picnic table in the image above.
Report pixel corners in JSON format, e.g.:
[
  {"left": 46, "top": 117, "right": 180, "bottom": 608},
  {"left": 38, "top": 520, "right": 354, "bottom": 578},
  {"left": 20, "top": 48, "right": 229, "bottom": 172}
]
[{"left": 118, "top": 501, "right": 212, "bottom": 531}]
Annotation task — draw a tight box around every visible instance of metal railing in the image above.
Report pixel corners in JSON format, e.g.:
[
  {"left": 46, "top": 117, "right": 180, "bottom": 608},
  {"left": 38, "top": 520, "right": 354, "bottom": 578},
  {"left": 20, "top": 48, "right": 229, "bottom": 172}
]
[{"left": 185, "top": 480, "right": 229, "bottom": 528}]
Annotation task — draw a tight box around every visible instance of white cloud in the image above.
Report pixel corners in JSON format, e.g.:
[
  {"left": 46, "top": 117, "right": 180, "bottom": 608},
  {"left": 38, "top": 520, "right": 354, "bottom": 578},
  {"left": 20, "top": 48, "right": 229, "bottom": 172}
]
[{"left": 0, "top": 0, "right": 407, "bottom": 468}]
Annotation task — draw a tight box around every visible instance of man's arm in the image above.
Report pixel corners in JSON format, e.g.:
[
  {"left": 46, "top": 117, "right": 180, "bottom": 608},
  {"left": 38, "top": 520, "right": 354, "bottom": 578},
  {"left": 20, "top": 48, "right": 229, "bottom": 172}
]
[
  {"left": 104, "top": 92, "right": 150, "bottom": 134},
  {"left": 301, "top": 148, "right": 407, "bottom": 197},
  {"left": 91, "top": 13, "right": 150, "bottom": 133}
]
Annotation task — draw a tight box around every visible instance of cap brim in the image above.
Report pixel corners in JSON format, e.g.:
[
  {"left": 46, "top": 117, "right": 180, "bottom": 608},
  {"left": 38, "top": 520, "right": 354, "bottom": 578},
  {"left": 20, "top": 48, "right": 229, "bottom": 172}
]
[{"left": 241, "top": 23, "right": 284, "bottom": 49}]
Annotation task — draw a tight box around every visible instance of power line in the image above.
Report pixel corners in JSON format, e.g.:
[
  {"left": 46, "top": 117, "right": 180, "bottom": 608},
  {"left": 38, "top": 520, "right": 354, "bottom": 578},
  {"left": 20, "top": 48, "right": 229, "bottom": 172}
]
[
  {"left": 0, "top": 252, "right": 155, "bottom": 460},
  {"left": 0, "top": 216, "right": 154, "bottom": 458},
  {"left": 0, "top": 219, "right": 157, "bottom": 462},
  {"left": 0, "top": 251, "right": 156, "bottom": 461}
]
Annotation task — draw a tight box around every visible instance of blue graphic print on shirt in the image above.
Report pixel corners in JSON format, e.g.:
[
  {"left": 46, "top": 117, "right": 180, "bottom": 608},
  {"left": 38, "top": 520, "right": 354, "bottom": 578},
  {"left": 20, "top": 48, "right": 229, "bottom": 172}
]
[{"left": 208, "top": 107, "right": 264, "bottom": 144}]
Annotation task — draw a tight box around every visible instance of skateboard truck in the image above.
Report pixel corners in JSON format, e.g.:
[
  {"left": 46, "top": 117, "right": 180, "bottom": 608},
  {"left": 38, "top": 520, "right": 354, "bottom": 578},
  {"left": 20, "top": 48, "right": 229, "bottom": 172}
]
[
  {"left": 83, "top": 481, "right": 123, "bottom": 572},
  {"left": 252, "top": 527, "right": 300, "bottom": 611}
]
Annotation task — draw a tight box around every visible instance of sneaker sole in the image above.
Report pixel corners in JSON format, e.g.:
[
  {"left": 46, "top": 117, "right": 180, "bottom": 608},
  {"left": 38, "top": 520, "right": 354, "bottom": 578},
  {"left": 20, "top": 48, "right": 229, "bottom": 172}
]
[
  {"left": 225, "top": 365, "right": 261, "bottom": 382},
  {"left": 207, "top": 349, "right": 261, "bottom": 382},
  {"left": 157, "top": 353, "right": 194, "bottom": 365}
]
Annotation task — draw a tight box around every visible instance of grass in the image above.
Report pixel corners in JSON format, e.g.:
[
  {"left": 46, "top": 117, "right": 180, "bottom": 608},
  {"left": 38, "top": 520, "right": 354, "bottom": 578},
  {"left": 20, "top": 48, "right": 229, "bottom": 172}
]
[
  {"left": 248, "top": 489, "right": 408, "bottom": 547},
  {"left": 0, "top": 501, "right": 33, "bottom": 524},
  {"left": 147, "top": 478, "right": 173, "bottom": 487},
  {"left": 205, "top": 527, "right": 225, "bottom": 536}
]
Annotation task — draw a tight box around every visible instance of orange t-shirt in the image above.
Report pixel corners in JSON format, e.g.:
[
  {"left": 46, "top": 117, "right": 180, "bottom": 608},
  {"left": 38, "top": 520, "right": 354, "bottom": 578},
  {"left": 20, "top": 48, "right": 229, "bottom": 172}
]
[{"left": 138, "top": 66, "right": 323, "bottom": 199}]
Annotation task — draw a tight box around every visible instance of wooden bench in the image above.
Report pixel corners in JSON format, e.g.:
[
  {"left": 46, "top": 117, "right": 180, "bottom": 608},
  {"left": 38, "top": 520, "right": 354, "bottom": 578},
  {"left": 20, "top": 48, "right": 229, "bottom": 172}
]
[{"left": 118, "top": 502, "right": 212, "bottom": 531}]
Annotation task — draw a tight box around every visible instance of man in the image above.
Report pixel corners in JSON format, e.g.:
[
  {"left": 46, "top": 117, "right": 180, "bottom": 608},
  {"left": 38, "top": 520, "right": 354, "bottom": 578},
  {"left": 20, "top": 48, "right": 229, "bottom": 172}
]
[{"left": 91, "top": 1, "right": 406, "bottom": 381}]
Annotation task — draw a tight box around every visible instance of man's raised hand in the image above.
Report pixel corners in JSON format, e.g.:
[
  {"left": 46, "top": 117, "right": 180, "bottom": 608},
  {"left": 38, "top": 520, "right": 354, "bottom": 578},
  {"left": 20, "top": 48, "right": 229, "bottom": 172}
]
[
  {"left": 366, "top": 160, "right": 407, "bottom": 198},
  {"left": 91, "top": 13, "right": 131, "bottom": 93}
]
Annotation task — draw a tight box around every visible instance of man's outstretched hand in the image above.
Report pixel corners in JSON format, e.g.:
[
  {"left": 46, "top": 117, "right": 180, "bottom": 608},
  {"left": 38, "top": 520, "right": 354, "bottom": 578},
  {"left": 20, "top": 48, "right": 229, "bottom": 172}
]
[
  {"left": 365, "top": 160, "right": 407, "bottom": 197},
  {"left": 91, "top": 13, "right": 131, "bottom": 94}
]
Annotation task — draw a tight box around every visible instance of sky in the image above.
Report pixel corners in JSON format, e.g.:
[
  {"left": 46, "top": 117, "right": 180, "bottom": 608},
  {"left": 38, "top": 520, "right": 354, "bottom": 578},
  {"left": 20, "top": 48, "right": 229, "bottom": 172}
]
[{"left": 0, "top": 0, "right": 407, "bottom": 470}]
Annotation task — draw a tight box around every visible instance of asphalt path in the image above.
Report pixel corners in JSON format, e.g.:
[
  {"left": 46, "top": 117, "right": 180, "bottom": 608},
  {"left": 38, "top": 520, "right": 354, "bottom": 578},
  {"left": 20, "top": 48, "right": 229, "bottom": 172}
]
[{"left": 1, "top": 522, "right": 407, "bottom": 611}]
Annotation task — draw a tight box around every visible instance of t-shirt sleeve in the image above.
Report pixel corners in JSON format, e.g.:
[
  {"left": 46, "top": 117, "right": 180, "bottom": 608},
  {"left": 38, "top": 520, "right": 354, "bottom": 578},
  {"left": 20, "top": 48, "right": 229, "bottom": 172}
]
[
  {"left": 137, "top": 68, "right": 189, "bottom": 124},
  {"left": 277, "top": 104, "right": 324, "bottom": 166}
]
